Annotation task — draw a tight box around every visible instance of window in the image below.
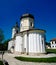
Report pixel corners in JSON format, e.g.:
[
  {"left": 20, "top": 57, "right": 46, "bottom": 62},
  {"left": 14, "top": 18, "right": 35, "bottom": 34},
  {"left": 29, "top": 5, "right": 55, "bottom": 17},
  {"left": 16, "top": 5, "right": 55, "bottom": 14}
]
[
  {"left": 52, "top": 41, "right": 53, "bottom": 44},
  {"left": 30, "top": 22, "right": 32, "bottom": 27},
  {"left": 55, "top": 41, "right": 56, "bottom": 44},
  {"left": 11, "top": 46, "right": 14, "bottom": 49},
  {"left": 52, "top": 46, "right": 54, "bottom": 47},
  {"left": 16, "top": 30, "right": 18, "bottom": 33}
]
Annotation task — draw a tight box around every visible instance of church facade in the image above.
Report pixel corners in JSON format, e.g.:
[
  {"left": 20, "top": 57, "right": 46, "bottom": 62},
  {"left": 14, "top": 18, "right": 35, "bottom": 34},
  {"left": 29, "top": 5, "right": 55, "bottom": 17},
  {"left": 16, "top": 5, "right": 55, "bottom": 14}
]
[{"left": 8, "top": 13, "right": 46, "bottom": 55}]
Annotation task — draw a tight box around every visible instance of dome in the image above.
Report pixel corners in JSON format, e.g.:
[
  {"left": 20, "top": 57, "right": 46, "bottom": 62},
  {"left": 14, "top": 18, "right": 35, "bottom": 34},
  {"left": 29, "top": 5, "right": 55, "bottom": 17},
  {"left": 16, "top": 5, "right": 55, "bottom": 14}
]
[{"left": 20, "top": 13, "right": 34, "bottom": 20}]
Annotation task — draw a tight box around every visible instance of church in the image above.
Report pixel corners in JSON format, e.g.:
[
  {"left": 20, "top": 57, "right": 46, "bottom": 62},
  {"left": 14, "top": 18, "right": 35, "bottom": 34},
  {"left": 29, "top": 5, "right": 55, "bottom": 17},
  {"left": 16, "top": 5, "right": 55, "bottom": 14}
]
[{"left": 8, "top": 13, "right": 46, "bottom": 55}]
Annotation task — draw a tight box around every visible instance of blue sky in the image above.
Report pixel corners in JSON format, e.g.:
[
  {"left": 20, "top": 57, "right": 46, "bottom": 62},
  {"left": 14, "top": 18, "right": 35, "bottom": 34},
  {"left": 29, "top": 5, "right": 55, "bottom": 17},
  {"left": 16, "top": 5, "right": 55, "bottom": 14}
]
[{"left": 0, "top": 0, "right": 56, "bottom": 42}]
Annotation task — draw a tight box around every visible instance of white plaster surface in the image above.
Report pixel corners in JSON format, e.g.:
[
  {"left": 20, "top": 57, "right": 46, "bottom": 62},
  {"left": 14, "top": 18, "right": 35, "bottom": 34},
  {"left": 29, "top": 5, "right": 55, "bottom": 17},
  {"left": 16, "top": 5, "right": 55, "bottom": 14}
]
[{"left": 15, "top": 35, "right": 22, "bottom": 52}]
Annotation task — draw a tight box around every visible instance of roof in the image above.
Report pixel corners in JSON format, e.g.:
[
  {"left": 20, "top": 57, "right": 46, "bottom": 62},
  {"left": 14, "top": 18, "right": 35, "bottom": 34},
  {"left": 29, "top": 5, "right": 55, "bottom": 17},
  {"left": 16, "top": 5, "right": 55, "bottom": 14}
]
[
  {"left": 18, "top": 28, "right": 46, "bottom": 34},
  {"left": 20, "top": 13, "right": 34, "bottom": 20},
  {"left": 16, "top": 29, "right": 46, "bottom": 36},
  {"left": 50, "top": 38, "right": 56, "bottom": 41}
]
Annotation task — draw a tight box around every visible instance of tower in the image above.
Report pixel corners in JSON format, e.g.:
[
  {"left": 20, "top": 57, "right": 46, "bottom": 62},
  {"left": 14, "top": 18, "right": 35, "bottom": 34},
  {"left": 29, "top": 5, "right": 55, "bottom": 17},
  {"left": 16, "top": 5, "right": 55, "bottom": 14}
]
[
  {"left": 12, "top": 22, "right": 19, "bottom": 38},
  {"left": 20, "top": 13, "right": 34, "bottom": 32}
]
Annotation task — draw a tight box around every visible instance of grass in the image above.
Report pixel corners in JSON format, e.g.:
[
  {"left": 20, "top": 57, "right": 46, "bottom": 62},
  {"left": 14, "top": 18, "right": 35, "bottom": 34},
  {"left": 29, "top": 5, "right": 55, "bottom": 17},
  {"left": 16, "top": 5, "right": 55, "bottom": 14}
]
[
  {"left": 0, "top": 61, "right": 4, "bottom": 65},
  {"left": 15, "top": 49, "right": 56, "bottom": 62},
  {"left": 15, "top": 56, "right": 56, "bottom": 63},
  {"left": 46, "top": 49, "right": 56, "bottom": 54}
]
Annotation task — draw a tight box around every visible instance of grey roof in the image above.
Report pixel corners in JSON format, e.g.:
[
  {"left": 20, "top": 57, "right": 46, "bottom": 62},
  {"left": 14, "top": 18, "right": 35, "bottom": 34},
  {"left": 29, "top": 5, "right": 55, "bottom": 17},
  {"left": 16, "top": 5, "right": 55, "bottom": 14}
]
[
  {"left": 20, "top": 13, "right": 34, "bottom": 20},
  {"left": 20, "top": 28, "right": 46, "bottom": 33}
]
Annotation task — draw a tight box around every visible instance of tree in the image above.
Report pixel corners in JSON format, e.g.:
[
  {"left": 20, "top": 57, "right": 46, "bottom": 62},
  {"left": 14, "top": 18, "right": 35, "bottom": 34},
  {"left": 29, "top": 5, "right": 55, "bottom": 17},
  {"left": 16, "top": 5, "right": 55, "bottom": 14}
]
[
  {"left": 0, "top": 28, "right": 4, "bottom": 60},
  {"left": 3, "top": 39, "right": 10, "bottom": 50},
  {"left": 0, "top": 28, "right": 4, "bottom": 44},
  {"left": 0, "top": 29, "right": 4, "bottom": 51},
  {"left": 46, "top": 42, "right": 50, "bottom": 47}
]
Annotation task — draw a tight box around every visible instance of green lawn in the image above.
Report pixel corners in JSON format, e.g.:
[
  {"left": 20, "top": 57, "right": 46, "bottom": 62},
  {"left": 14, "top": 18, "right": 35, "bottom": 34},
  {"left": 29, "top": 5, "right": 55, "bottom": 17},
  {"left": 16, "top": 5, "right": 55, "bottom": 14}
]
[
  {"left": 0, "top": 61, "right": 4, "bottom": 65},
  {"left": 15, "top": 56, "right": 56, "bottom": 63},
  {"left": 46, "top": 49, "right": 56, "bottom": 54},
  {"left": 15, "top": 49, "right": 56, "bottom": 62}
]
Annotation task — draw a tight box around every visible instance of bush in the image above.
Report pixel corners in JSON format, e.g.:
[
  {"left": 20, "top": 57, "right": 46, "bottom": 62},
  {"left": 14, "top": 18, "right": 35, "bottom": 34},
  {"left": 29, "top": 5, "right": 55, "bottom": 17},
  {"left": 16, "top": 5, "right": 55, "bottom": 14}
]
[{"left": 0, "top": 61, "right": 4, "bottom": 65}]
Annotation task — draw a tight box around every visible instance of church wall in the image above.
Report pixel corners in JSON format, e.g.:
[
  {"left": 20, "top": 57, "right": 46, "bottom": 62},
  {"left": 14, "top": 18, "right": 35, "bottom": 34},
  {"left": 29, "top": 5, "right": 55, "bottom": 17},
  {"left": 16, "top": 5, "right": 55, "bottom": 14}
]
[
  {"left": 29, "top": 33, "right": 34, "bottom": 53},
  {"left": 33, "top": 33, "right": 37, "bottom": 52},
  {"left": 8, "top": 40, "right": 14, "bottom": 50},
  {"left": 29, "top": 18, "right": 34, "bottom": 28},
  {"left": 23, "top": 33, "right": 28, "bottom": 53},
  {"left": 23, "top": 34, "right": 27, "bottom": 48},
  {"left": 36, "top": 33, "right": 40, "bottom": 53},
  {"left": 20, "top": 18, "right": 34, "bottom": 32},
  {"left": 14, "top": 32, "right": 46, "bottom": 55},
  {"left": 14, "top": 35, "right": 22, "bottom": 53},
  {"left": 12, "top": 28, "right": 16, "bottom": 38},
  {"left": 29, "top": 33, "right": 39, "bottom": 53},
  {"left": 42, "top": 35, "right": 46, "bottom": 53},
  {"left": 37, "top": 33, "right": 46, "bottom": 53},
  {"left": 28, "top": 32, "right": 46, "bottom": 55},
  {"left": 20, "top": 18, "right": 29, "bottom": 32},
  {"left": 39, "top": 34, "right": 44, "bottom": 53},
  {"left": 8, "top": 41, "right": 12, "bottom": 50}
]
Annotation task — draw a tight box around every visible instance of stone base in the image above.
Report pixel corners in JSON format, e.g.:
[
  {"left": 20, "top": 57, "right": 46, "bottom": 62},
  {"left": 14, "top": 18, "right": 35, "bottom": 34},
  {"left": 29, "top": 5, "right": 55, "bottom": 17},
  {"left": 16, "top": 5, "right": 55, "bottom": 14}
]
[
  {"left": 14, "top": 51, "right": 46, "bottom": 56},
  {"left": 28, "top": 52, "right": 46, "bottom": 56},
  {"left": 14, "top": 51, "right": 22, "bottom": 55}
]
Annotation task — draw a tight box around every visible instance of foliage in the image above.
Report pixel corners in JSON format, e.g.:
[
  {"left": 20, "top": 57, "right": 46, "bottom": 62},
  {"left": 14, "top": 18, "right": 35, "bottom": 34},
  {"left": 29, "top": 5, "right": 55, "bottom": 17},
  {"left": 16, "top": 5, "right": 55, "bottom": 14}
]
[
  {"left": 0, "top": 39, "right": 9, "bottom": 51},
  {"left": 0, "top": 44, "right": 4, "bottom": 51},
  {"left": 0, "top": 28, "right": 4, "bottom": 51},
  {"left": 0, "top": 29, "right": 4, "bottom": 44},
  {"left": 0, "top": 28, "right": 10, "bottom": 51},
  {"left": 0, "top": 43, "right": 7, "bottom": 51},
  {"left": 46, "top": 49, "right": 56, "bottom": 54},
  {"left": 3, "top": 39, "right": 10, "bottom": 50},
  {"left": 15, "top": 56, "right": 56, "bottom": 63},
  {"left": 0, "top": 61, "right": 4, "bottom": 65},
  {"left": 45, "top": 42, "right": 50, "bottom": 46}
]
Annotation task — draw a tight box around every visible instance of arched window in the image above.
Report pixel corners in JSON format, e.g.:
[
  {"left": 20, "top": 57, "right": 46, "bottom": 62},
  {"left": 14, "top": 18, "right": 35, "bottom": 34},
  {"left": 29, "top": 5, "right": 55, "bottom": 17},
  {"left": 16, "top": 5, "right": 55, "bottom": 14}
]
[
  {"left": 30, "top": 22, "right": 32, "bottom": 27},
  {"left": 16, "top": 30, "right": 18, "bottom": 33}
]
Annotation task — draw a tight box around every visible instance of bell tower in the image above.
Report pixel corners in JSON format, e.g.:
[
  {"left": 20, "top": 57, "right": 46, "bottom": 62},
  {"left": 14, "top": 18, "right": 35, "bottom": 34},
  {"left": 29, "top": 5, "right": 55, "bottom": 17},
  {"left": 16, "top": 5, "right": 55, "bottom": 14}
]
[
  {"left": 12, "top": 22, "right": 19, "bottom": 38},
  {"left": 20, "top": 13, "right": 34, "bottom": 32}
]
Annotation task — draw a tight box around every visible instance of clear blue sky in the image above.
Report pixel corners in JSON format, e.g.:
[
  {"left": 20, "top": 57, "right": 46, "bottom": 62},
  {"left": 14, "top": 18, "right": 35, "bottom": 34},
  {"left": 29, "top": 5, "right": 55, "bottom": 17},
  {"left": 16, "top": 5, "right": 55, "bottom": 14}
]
[{"left": 0, "top": 0, "right": 56, "bottom": 42}]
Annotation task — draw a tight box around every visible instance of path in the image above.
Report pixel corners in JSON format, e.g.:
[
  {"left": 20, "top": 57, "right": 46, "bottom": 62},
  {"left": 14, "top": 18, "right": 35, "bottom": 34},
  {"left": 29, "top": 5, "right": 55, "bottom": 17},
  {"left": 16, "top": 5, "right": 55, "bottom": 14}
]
[{"left": 0, "top": 53, "right": 56, "bottom": 65}]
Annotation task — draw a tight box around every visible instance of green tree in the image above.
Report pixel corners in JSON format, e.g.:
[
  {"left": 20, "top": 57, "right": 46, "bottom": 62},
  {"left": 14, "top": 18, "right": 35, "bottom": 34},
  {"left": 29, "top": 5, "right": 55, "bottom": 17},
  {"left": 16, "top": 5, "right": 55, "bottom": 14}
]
[
  {"left": 3, "top": 39, "right": 10, "bottom": 50},
  {"left": 0, "top": 28, "right": 4, "bottom": 60},
  {"left": 0, "top": 28, "right": 4, "bottom": 44},
  {"left": 0, "top": 29, "right": 4, "bottom": 51},
  {"left": 46, "top": 42, "right": 50, "bottom": 47}
]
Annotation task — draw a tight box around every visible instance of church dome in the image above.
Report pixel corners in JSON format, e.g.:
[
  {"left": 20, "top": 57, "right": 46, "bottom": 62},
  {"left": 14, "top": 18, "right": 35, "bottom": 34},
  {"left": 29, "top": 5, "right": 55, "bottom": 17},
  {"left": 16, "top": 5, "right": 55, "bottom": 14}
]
[{"left": 20, "top": 13, "right": 34, "bottom": 20}]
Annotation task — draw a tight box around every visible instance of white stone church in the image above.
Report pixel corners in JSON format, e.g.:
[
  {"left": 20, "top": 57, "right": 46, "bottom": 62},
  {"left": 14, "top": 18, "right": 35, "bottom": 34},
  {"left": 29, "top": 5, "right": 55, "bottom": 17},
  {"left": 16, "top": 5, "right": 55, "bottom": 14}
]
[{"left": 8, "top": 13, "right": 46, "bottom": 55}]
